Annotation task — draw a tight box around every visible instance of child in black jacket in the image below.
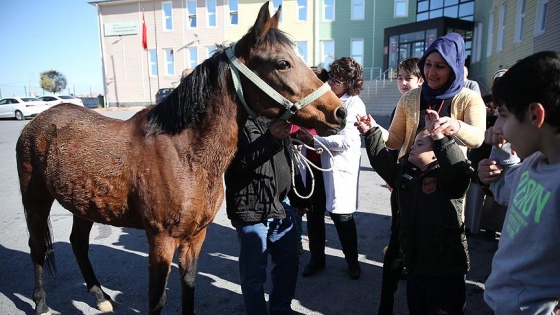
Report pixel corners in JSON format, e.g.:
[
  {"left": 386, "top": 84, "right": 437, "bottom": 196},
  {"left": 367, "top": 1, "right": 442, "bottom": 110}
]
[{"left": 356, "top": 109, "right": 472, "bottom": 315}]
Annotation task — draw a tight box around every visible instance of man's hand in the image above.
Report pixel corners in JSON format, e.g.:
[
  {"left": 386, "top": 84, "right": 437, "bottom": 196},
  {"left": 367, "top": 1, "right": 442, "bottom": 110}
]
[{"left": 269, "top": 120, "right": 291, "bottom": 140}]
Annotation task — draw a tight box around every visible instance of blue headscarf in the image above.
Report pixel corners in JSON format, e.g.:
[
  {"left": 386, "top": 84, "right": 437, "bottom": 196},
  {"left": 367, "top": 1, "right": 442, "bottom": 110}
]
[{"left": 418, "top": 32, "right": 465, "bottom": 104}]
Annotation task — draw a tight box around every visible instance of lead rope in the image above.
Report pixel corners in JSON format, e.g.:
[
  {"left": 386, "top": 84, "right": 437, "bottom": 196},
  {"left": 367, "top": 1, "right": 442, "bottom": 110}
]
[{"left": 288, "top": 127, "right": 334, "bottom": 199}]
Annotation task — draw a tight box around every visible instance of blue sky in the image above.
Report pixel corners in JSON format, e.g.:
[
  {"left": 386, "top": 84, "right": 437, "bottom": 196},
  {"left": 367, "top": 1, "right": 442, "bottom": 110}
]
[{"left": 0, "top": 0, "right": 103, "bottom": 98}]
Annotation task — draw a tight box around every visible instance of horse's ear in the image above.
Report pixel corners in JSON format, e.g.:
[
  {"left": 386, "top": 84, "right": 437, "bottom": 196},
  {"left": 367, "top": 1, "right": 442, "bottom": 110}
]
[{"left": 252, "top": 1, "right": 280, "bottom": 43}]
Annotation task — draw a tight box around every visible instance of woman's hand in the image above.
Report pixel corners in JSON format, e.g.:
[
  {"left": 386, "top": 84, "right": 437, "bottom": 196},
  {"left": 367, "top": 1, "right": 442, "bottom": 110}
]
[
  {"left": 435, "top": 116, "right": 461, "bottom": 136},
  {"left": 355, "top": 114, "right": 377, "bottom": 135},
  {"left": 425, "top": 109, "right": 443, "bottom": 140}
]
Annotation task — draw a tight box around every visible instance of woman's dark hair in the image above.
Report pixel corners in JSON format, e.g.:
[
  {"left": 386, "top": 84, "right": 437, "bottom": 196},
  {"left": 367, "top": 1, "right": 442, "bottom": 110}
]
[
  {"left": 329, "top": 57, "right": 364, "bottom": 96},
  {"left": 311, "top": 66, "right": 329, "bottom": 83}
]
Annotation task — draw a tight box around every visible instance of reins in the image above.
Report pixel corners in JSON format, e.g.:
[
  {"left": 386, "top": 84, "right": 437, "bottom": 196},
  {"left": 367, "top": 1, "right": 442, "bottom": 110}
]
[{"left": 288, "top": 127, "right": 334, "bottom": 199}]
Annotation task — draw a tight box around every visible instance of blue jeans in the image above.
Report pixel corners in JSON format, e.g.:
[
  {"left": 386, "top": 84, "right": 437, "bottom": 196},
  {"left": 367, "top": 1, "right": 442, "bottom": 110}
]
[{"left": 232, "top": 205, "right": 299, "bottom": 315}]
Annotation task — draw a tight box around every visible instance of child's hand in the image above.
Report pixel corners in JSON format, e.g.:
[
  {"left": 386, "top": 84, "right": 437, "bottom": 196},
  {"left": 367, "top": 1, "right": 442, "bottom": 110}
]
[
  {"left": 477, "top": 158, "right": 504, "bottom": 185},
  {"left": 484, "top": 126, "right": 506, "bottom": 148},
  {"left": 355, "top": 114, "right": 377, "bottom": 135},
  {"left": 425, "top": 109, "right": 444, "bottom": 139}
]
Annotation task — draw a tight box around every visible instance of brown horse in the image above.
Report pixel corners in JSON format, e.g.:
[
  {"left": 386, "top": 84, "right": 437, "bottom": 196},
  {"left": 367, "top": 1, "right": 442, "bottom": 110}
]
[{"left": 15, "top": 2, "right": 346, "bottom": 315}]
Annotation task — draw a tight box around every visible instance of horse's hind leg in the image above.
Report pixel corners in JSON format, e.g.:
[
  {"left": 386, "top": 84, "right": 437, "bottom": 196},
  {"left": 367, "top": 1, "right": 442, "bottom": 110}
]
[
  {"left": 147, "top": 234, "right": 176, "bottom": 315},
  {"left": 178, "top": 230, "right": 207, "bottom": 315},
  {"left": 70, "top": 216, "right": 113, "bottom": 312},
  {"left": 26, "top": 202, "right": 54, "bottom": 315}
]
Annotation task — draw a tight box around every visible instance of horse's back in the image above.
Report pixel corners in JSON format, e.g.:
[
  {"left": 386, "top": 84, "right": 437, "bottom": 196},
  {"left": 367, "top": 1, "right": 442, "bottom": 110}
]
[{"left": 16, "top": 104, "right": 143, "bottom": 224}]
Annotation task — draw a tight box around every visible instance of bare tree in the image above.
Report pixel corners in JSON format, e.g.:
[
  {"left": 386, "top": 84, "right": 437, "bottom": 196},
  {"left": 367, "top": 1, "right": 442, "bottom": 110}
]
[{"left": 40, "top": 70, "right": 67, "bottom": 94}]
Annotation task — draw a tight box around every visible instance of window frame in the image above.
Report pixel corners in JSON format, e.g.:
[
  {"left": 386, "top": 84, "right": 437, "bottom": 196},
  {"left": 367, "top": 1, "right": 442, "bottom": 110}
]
[
  {"left": 323, "top": 0, "right": 335, "bottom": 22},
  {"left": 351, "top": 0, "right": 365, "bottom": 21},
  {"left": 297, "top": 0, "right": 308, "bottom": 22},
  {"left": 206, "top": 0, "right": 217, "bottom": 28},
  {"left": 496, "top": 3, "right": 506, "bottom": 52},
  {"left": 148, "top": 49, "right": 158, "bottom": 77},
  {"left": 395, "top": 0, "right": 409, "bottom": 18},
  {"left": 350, "top": 38, "right": 364, "bottom": 66},
  {"left": 534, "top": 0, "right": 549, "bottom": 35},
  {"left": 186, "top": 0, "right": 197, "bottom": 29},
  {"left": 486, "top": 11, "right": 494, "bottom": 57},
  {"left": 229, "top": 0, "right": 239, "bottom": 26},
  {"left": 162, "top": 1, "right": 173, "bottom": 32},
  {"left": 514, "top": 0, "right": 525, "bottom": 43},
  {"left": 163, "top": 48, "right": 175, "bottom": 76}
]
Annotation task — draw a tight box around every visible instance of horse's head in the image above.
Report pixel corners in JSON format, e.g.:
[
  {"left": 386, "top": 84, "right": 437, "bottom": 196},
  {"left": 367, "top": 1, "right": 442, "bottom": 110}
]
[{"left": 228, "top": 1, "right": 346, "bottom": 136}]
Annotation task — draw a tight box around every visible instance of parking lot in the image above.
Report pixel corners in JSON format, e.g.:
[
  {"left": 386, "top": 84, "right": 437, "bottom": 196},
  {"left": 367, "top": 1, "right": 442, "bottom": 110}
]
[{"left": 0, "top": 108, "right": 497, "bottom": 314}]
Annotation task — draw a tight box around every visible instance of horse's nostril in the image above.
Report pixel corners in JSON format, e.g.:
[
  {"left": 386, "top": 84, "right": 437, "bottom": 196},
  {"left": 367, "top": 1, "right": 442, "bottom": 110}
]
[{"left": 336, "top": 106, "right": 347, "bottom": 121}]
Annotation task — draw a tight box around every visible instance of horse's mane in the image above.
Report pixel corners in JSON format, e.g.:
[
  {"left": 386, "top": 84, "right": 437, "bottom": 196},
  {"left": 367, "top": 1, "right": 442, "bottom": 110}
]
[
  {"left": 144, "top": 50, "right": 229, "bottom": 135},
  {"left": 143, "top": 27, "right": 293, "bottom": 135}
]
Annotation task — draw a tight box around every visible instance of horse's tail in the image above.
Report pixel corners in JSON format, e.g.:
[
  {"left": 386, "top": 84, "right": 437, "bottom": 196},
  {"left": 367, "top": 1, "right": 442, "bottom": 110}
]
[{"left": 44, "top": 218, "right": 57, "bottom": 278}]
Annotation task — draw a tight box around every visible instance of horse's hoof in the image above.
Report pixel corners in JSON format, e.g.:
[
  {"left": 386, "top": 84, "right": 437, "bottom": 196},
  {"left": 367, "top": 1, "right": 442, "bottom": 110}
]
[{"left": 97, "top": 300, "right": 113, "bottom": 312}]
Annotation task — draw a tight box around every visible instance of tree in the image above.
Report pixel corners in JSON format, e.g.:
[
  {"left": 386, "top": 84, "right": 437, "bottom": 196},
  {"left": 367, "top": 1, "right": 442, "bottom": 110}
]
[{"left": 40, "top": 70, "right": 67, "bottom": 93}]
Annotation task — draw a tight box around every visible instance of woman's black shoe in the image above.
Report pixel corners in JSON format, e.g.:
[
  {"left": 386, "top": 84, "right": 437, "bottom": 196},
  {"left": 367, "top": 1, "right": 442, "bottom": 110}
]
[{"left": 301, "top": 262, "right": 325, "bottom": 277}]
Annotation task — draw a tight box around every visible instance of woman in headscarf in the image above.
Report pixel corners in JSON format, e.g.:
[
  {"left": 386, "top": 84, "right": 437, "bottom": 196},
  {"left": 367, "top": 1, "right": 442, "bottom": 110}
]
[{"left": 384, "top": 32, "right": 486, "bottom": 158}]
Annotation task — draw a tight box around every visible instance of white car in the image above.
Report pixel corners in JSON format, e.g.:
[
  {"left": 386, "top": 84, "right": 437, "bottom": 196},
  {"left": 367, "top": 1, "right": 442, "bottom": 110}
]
[
  {"left": 38, "top": 95, "right": 84, "bottom": 107},
  {"left": 0, "top": 97, "right": 49, "bottom": 120}
]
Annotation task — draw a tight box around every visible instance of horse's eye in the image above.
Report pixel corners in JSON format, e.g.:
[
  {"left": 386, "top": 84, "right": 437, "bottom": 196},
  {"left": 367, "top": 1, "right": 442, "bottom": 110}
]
[{"left": 277, "top": 60, "right": 290, "bottom": 70}]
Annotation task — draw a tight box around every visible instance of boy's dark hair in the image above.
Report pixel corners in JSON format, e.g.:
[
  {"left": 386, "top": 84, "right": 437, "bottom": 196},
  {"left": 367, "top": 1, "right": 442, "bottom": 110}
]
[
  {"left": 398, "top": 57, "right": 421, "bottom": 78},
  {"left": 492, "top": 51, "right": 560, "bottom": 133}
]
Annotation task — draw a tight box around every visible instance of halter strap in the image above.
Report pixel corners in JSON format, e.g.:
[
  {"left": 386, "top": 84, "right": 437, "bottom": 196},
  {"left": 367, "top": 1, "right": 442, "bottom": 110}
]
[{"left": 225, "top": 43, "right": 331, "bottom": 120}]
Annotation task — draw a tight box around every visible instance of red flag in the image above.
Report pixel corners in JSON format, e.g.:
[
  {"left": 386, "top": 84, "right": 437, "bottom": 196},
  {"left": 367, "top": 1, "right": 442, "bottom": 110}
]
[{"left": 142, "top": 9, "right": 147, "bottom": 50}]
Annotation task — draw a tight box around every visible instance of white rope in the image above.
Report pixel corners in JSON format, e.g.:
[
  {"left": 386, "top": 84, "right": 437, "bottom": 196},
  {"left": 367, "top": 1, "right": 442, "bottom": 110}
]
[{"left": 289, "top": 127, "right": 334, "bottom": 199}]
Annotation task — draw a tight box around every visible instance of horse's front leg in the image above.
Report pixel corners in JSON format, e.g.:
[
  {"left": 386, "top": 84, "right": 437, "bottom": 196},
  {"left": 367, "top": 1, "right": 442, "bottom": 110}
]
[
  {"left": 70, "top": 216, "right": 113, "bottom": 312},
  {"left": 178, "top": 229, "right": 207, "bottom": 315},
  {"left": 147, "top": 233, "right": 176, "bottom": 315}
]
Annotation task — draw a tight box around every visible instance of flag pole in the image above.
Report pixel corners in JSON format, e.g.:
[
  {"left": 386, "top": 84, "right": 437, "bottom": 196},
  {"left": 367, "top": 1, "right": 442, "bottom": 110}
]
[{"left": 142, "top": 8, "right": 152, "bottom": 104}]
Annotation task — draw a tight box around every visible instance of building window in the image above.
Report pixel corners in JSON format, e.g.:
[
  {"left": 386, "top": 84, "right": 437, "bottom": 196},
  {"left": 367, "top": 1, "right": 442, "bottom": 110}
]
[
  {"left": 497, "top": 3, "right": 506, "bottom": 52},
  {"left": 148, "top": 49, "right": 158, "bottom": 76},
  {"left": 321, "top": 40, "right": 335, "bottom": 69},
  {"left": 164, "top": 48, "right": 175, "bottom": 76},
  {"left": 206, "top": 45, "right": 217, "bottom": 58},
  {"left": 323, "top": 0, "right": 335, "bottom": 22},
  {"left": 534, "top": 0, "right": 548, "bottom": 35},
  {"left": 162, "top": 2, "right": 173, "bottom": 31},
  {"left": 417, "top": 0, "right": 474, "bottom": 21},
  {"left": 297, "top": 0, "right": 307, "bottom": 22},
  {"left": 207, "top": 0, "right": 216, "bottom": 27},
  {"left": 188, "top": 47, "right": 198, "bottom": 68},
  {"left": 486, "top": 11, "right": 494, "bottom": 57},
  {"left": 473, "top": 22, "right": 482, "bottom": 62},
  {"left": 296, "top": 41, "right": 308, "bottom": 63},
  {"left": 395, "top": 0, "right": 408, "bottom": 18},
  {"left": 352, "top": 0, "right": 365, "bottom": 20},
  {"left": 186, "top": 0, "right": 197, "bottom": 28},
  {"left": 515, "top": 0, "right": 525, "bottom": 43},
  {"left": 351, "top": 39, "right": 364, "bottom": 66},
  {"left": 272, "top": 0, "right": 283, "bottom": 22},
  {"left": 229, "top": 0, "right": 239, "bottom": 25}
]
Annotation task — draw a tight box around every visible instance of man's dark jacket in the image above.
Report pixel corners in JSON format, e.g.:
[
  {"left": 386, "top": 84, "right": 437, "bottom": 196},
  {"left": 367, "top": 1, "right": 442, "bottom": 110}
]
[{"left": 225, "top": 116, "right": 308, "bottom": 223}]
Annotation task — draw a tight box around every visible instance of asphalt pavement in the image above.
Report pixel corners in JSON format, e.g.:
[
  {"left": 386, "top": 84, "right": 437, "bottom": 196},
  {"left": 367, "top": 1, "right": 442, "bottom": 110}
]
[{"left": 0, "top": 109, "right": 498, "bottom": 314}]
